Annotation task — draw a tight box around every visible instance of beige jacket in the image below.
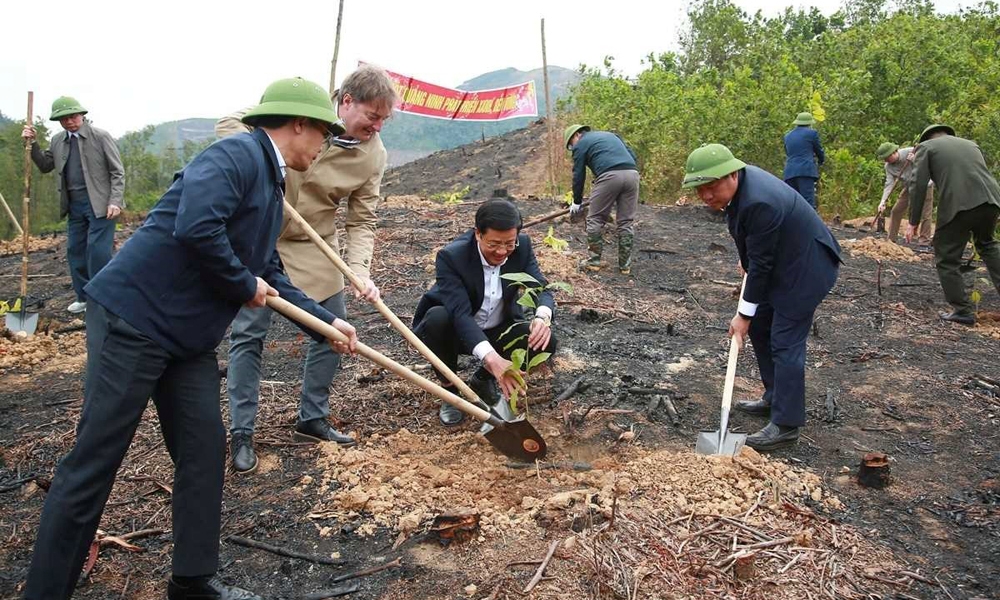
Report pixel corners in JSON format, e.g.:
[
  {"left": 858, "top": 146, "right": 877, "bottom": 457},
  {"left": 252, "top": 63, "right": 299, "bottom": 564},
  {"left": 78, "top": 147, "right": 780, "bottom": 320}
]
[
  {"left": 216, "top": 110, "right": 385, "bottom": 300},
  {"left": 30, "top": 121, "right": 125, "bottom": 219}
]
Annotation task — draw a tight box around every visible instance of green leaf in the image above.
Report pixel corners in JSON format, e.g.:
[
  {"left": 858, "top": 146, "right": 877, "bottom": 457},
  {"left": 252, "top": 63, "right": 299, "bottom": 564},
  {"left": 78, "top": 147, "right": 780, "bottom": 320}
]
[
  {"left": 971, "top": 289, "right": 982, "bottom": 305},
  {"left": 543, "top": 226, "right": 569, "bottom": 252},
  {"left": 517, "top": 293, "right": 537, "bottom": 309},
  {"left": 502, "top": 334, "right": 527, "bottom": 351},
  {"left": 510, "top": 348, "right": 526, "bottom": 372},
  {"left": 500, "top": 272, "right": 540, "bottom": 285},
  {"left": 527, "top": 352, "right": 551, "bottom": 372},
  {"left": 545, "top": 281, "right": 574, "bottom": 293}
]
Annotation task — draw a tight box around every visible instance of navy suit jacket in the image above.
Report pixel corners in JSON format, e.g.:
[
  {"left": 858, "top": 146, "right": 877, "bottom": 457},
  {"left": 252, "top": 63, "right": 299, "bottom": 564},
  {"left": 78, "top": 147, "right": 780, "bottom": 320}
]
[
  {"left": 783, "top": 126, "right": 825, "bottom": 180},
  {"left": 726, "top": 166, "right": 841, "bottom": 319},
  {"left": 86, "top": 129, "right": 333, "bottom": 358},
  {"left": 413, "top": 230, "right": 554, "bottom": 354}
]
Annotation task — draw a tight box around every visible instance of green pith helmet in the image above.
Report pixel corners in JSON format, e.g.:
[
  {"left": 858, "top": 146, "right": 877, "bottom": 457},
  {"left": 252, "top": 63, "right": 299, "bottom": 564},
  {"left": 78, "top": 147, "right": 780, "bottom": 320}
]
[
  {"left": 242, "top": 77, "right": 346, "bottom": 135},
  {"left": 792, "top": 112, "right": 815, "bottom": 126},
  {"left": 918, "top": 123, "right": 955, "bottom": 143},
  {"left": 564, "top": 123, "right": 590, "bottom": 149},
  {"left": 49, "top": 96, "right": 87, "bottom": 121},
  {"left": 681, "top": 144, "right": 748, "bottom": 189},
  {"left": 876, "top": 142, "right": 899, "bottom": 161}
]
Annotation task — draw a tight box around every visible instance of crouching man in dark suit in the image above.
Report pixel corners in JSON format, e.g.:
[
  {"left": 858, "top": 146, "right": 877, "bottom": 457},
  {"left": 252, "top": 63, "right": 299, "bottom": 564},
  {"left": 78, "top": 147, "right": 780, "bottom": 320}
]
[
  {"left": 682, "top": 144, "right": 841, "bottom": 451},
  {"left": 413, "top": 199, "right": 558, "bottom": 427}
]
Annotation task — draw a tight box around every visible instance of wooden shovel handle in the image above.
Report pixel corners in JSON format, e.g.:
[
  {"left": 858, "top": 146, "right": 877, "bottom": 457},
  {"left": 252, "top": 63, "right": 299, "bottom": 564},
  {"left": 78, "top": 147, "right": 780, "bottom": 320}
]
[
  {"left": 282, "top": 200, "right": 486, "bottom": 407},
  {"left": 21, "top": 92, "right": 33, "bottom": 299},
  {"left": 265, "top": 296, "right": 493, "bottom": 423},
  {"left": 719, "top": 274, "right": 748, "bottom": 437},
  {"left": 521, "top": 200, "right": 590, "bottom": 230}
]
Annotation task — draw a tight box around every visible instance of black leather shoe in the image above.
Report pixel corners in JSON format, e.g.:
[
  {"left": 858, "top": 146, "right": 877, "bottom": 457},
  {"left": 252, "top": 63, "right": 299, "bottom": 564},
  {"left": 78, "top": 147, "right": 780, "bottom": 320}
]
[
  {"left": 468, "top": 368, "right": 501, "bottom": 405},
  {"left": 940, "top": 311, "right": 975, "bottom": 325},
  {"left": 230, "top": 433, "right": 257, "bottom": 474},
  {"left": 745, "top": 422, "right": 799, "bottom": 451},
  {"left": 439, "top": 401, "right": 466, "bottom": 426},
  {"left": 294, "top": 418, "right": 357, "bottom": 446},
  {"left": 734, "top": 397, "right": 771, "bottom": 416},
  {"left": 167, "top": 575, "right": 262, "bottom": 600}
]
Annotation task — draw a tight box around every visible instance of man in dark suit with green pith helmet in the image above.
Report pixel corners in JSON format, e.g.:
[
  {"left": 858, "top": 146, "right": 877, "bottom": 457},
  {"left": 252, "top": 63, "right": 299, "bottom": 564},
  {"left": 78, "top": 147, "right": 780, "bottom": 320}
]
[{"left": 906, "top": 124, "right": 1000, "bottom": 325}]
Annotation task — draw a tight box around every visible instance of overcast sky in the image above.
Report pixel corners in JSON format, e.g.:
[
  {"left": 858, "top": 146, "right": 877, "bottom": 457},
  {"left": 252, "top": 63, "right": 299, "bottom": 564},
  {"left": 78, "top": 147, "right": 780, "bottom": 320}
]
[{"left": 0, "top": 0, "right": 966, "bottom": 138}]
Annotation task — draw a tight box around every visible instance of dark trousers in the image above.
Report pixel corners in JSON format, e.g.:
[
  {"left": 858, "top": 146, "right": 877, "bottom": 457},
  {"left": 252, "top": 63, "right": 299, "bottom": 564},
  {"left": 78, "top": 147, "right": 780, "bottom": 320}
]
[
  {"left": 24, "top": 303, "right": 225, "bottom": 599},
  {"left": 413, "top": 306, "right": 558, "bottom": 384},
  {"left": 748, "top": 303, "right": 814, "bottom": 428},
  {"left": 785, "top": 177, "right": 817, "bottom": 209},
  {"left": 933, "top": 204, "right": 1000, "bottom": 315},
  {"left": 67, "top": 192, "right": 115, "bottom": 301}
]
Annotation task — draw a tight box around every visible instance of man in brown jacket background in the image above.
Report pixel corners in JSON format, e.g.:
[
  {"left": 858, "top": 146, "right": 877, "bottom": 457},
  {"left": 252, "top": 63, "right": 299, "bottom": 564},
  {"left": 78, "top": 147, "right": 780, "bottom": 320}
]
[
  {"left": 23, "top": 96, "right": 124, "bottom": 314},
  {"left": 216, "top": 65, "right": 397, "bottom": 473}
]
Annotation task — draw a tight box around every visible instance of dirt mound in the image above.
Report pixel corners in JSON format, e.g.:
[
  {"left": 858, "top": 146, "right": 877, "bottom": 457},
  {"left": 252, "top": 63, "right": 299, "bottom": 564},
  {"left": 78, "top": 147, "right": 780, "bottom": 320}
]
[
  {"left": 973, "top": 311, "right": 1000, "bottom": 338},
  {"left": 841, "top": 237, "right": 920, "bottom": 262},
  {"left": 305, "top": 427, "right": 839, "bottom": 539},
  {"left": 0, "top": 235, "right": 62, "bottom": 257},
  {"left": 0, "top": 329, "right": 86, "bottom": 374}
]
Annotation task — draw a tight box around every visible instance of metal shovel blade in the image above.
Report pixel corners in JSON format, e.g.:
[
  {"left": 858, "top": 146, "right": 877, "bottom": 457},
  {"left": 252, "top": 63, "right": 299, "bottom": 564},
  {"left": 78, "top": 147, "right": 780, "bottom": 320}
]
[
  {"left": 695, "top": 429, "right": 747, "bottom": 456},
  {"left": 5, "top": 309, "right": 38, "bottom": 335},
  {"left": 484, "top": 416, "right": 547, "bottom": 462}
]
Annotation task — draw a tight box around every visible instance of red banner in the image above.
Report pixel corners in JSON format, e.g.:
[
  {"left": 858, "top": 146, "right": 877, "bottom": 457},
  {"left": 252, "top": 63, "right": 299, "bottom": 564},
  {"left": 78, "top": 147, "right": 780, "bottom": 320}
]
[{"left": 383, "top": 67, "right": 538, "bottom": 121}]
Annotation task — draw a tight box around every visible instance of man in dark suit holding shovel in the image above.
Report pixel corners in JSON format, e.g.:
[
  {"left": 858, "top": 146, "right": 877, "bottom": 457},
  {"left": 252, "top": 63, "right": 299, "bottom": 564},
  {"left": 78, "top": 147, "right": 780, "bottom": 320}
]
[
  {"left": 682, "top": 144, "right": 841, "bottom": 451},
  {"left": 22, "top": 77, "right": 357, "bottom": 600}
]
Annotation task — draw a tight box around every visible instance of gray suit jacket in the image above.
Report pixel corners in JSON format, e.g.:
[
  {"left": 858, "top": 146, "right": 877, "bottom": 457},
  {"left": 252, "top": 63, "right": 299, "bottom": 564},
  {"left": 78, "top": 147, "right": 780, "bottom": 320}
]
[
  {"left": 910, "top": 135, "right": 1000, "bottom": 228},
  {"left": 30, "top": 121, "right": 125, "bottom": 218}
]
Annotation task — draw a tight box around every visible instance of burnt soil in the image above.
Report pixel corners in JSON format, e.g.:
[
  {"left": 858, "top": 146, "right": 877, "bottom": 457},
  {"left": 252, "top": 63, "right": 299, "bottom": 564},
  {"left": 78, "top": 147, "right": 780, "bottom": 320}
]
[{"left": 1, "top": 120, "right": 998, "bottom": 599}]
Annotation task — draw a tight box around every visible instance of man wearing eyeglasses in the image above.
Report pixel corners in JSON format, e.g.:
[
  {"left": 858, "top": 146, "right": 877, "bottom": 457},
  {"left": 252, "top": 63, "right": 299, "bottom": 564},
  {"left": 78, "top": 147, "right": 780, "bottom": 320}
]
[
  {"left": 215, "top": 65, "right": 397, "bottom": 473},
  {"left": 412, "top": 199, "right": 558, "bottom": 427}
]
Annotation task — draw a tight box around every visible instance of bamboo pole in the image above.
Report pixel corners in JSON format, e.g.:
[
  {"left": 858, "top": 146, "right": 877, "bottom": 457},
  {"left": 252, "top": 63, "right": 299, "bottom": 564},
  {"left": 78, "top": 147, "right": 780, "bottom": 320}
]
[
  {"left": 21, "top": 92, "right": 33, "bottom": 302},
  {"left": 328, "top": 0, "right": 345, "bottom": 95},
  {"left": 541, "top": 18, "right": 555, "bottom": 198}
]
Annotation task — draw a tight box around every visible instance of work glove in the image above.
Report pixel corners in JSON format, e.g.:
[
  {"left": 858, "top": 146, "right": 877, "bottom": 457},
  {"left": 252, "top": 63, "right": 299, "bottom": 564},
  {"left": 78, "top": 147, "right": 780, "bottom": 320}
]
[{"left": 569, "top": 202, "right": 583, "bottom": 216}]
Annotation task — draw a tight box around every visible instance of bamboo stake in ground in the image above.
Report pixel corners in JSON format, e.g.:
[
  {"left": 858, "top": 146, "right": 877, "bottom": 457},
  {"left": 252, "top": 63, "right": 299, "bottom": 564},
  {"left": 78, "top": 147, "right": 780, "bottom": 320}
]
[
  {"left": 21, "top": 91, "right": 33, "bottom": 305},
  {"left": 328, "top": 0, "right": 345, "bottom": 94},
  {"left": 541, "top": 18, "right": 555, "bottom": 198}
]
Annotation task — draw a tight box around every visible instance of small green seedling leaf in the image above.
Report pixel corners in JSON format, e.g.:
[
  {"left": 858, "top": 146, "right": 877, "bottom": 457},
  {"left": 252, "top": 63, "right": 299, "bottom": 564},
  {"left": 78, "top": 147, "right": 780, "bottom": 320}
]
[
  {"left": 543, "top": 226, "right": 569, "bottom": 252},
  {"left": 527, "top": 352, "right": 551, "bottom": 371},
  {"left": 502, "top": 334, "right": 528, "bottom": 351},
  {"left": 501, "top": 273, "right": 540, "bottom": 285}
]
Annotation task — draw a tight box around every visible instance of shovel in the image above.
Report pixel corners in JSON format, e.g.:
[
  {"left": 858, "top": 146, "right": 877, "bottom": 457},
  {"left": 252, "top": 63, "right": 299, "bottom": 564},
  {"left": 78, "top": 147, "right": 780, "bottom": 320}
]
[
  {"left": 696, "top": 274, "right": 749, "bottom": 456},
  {"left": 266, "top": 296, "right": 547, "bottom": 462},
  {"left": 7, "top": 91, "right": 37, "bottom": 336},
  {"left": 280, "top": 200, "right": 528, "bottom": 425}
]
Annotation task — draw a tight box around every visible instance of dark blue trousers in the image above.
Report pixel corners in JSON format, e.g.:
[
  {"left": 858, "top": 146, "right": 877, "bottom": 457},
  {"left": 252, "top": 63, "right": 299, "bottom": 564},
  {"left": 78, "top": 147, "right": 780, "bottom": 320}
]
[
  {"left": 747, "top": 303, "right": 814, "bottom": 428},
  {"left": 413, "top": 305, "right": 558, "bottom": 384},
  {"left": 784, "top": 176, "right": 817, "bottom": 209},
  {"left": 67, "top": 192, "right": 116, "bottom": 302},
  {"left": 24, "top": 303, "right": 225, "bottom": 599}
]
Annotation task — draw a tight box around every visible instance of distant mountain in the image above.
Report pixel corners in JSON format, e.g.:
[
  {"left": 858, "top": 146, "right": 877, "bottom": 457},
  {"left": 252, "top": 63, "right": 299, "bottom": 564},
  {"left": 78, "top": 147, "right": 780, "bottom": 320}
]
[
  {"left": 0, "top": 111, "right": 12, "bottom": 126},
  {"left": 132, "top": 66, "right": 581, "bottom": 166},
  {"left": 146, "top": 118, "right": 216, "bottom": 154},
  {"left": 380, "top": 65, "right": 580, "bottom": 166}
]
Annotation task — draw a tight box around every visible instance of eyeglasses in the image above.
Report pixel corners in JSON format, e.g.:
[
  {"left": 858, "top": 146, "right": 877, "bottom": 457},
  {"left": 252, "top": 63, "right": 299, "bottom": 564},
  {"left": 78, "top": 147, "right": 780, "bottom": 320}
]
[{"left": 482, "top": 238, "right": 519, "bottom": 251}]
